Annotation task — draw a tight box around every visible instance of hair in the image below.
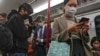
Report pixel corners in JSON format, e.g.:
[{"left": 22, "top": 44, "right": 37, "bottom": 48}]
[
  {"left": 91, "top": 37, "right": 100, "bottom": 47},
  {"left": 0, "top": 13, "right": 7, "bottom": 18},
  {"left": 63, "top": 0, "right": 78, "bottom": 12},
  {"left": 63, "top": 0, "right": 69, "bottom": 12},
  {"left": 64, "top": 0, "right": 69, "bottom": 6},
  {"left": 18, "top": 3, "right": 33, "bottom": 14},
  {"left": 35, "top": 15, "right": 45, "bottom": 22}
]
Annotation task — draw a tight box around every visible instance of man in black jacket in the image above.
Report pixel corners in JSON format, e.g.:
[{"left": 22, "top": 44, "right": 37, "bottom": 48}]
[
  {"left": 8, "top": 3, "right": 33, "bottom": 56},
  {"left": 0, "top": 13, "right": 14, "bottom": 56}
]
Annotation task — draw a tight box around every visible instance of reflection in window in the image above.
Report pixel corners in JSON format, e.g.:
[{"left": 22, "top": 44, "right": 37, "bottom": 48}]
[
  {"left": 78, "top": 0, "right": 94, "bottom": 5},
  {"left": 94, "top": 15, "right": 100, "bottom": 37}
]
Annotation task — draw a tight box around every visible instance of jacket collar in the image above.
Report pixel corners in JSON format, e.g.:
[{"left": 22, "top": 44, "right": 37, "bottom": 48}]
[{"left": 61, "top": 14, "right": 75, "bottom": 21}]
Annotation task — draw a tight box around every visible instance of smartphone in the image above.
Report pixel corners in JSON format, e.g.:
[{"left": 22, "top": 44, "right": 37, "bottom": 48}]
[
  {"left": 77, "top": 22, "right": 85, "bottom": 26},
  {"left": 79, "top": 17, "right": 89, "bottom": 23}
]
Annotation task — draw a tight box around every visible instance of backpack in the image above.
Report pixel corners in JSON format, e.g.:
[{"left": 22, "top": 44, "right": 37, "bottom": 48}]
[
  {"left": 0, "top": 23, "right": 13, "bottom": 51},
  {"left": 0, "top": 9, "right": 18, "bottom": 51},
  {"left": 0, "top": 9, "right": 19, "bottom": 51}
]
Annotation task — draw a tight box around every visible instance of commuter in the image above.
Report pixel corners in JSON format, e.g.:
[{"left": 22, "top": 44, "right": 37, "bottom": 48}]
[
  {"left": 0, "top": 13, "right": 7, "bottom": 56},
  {"left": 24, "top": 17, "right": 34, "bottom": 56},
  {"left": 33, "top": 15, "right": 46, "bottom": 56},
  {"left": 91, "top": 37, "right": 100, "bottom": 56},
  {"left": 7, "top": 3, "right": 33, "bottom": 56},
  {"left": 0, "top": 13, "right": 7, "bottom": 24},
  {"left": 0, "top": 13, "right": 13, "bottom": 56},
  {"left": 51, "top": 0, "right": 93, "bottom": 56},
  {"left": 27, "top": 19, "right": 39, "bottom": 56}
]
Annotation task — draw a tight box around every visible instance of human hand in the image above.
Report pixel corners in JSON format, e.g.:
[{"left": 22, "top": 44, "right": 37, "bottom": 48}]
[
  {"left": 82, "top": 25, "right": 89, "bottom": 32},
  {"left": 36, "top": 37, "right": 41, "bottom": 43},
  {"left": 67, "top": 22, "right": 84, "bottom": 32}
]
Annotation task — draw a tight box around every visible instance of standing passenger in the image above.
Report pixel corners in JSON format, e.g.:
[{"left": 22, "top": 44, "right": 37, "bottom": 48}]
[
  {"left": 33, "top": 15, "right": 46, "bottom": 56},
  {"left": 7, "top": 3, "right": 33, "bottom": 56},
  {"left": 51, "top": 0, "right": 93, "bottom": 56},
  {"left": 0, "top": 13, "right": 7, "bottom": 56}
]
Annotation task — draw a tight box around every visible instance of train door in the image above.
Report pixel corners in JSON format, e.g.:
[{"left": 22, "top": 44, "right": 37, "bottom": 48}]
[{"left": 94, "top": 15, "right": 100, "bottom": 37}]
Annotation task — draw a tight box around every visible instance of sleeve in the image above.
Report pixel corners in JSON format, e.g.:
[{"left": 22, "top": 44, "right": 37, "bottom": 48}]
[
  {"left": 9, "top": 15, "right": 29, "bottom": 40},
  {"left": 51, "top": 18, "right": 70, "bottom": 41}
]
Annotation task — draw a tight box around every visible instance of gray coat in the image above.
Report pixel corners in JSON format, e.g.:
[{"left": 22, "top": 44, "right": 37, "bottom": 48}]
[{"left": 51, "top": 14, "right": 93, "bottom": 56}]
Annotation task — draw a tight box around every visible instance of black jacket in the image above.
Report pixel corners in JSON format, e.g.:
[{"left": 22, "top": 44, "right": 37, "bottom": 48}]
[{"left": 8, "top": 13, "right": 29, "bottom": 53}]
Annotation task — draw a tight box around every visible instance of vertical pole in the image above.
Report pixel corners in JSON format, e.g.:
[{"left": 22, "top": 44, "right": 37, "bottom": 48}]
[{"left": 46, "top": 0, "right": 50, "bottom": 49}]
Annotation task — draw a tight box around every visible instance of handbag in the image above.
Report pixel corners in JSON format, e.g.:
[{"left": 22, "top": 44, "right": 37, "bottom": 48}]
[
  {"left": 47, "top": 36, "right": 70, "bottom": 56},
  {"left": 27, "top": 33, "right": 34, "bottom": 54},
  {"left": 27, "top": 43, "right": 34, "bottom": 54}
]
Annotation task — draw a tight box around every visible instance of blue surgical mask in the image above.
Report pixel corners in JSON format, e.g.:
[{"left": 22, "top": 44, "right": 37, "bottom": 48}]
[
  {"left": 0, "top": 21, "right": 6, "bottom": 24},
  {"left": 38, "top": 23, "right": 43, "bottom": 26}
]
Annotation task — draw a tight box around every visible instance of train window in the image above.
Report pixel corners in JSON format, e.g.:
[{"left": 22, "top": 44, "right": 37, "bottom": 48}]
[
  {"left": 94, "top": 15, "right": 100, "bottom": 37},
  {"left": 78, "top": 0, "right": 94, "bottom": 5}
]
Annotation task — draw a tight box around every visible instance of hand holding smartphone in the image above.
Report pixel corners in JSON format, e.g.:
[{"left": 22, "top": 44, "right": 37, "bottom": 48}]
[
  {"left": 77, "top": 22, "right": 85, "bottom": 26},
  {"left": 78, "top": 17, "right": 89, "bottom": 26}
]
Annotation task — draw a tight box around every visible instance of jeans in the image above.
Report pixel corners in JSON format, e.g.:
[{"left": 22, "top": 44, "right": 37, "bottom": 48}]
[{"left": 11, "top": 53, "right": 27, "bottom": 56}]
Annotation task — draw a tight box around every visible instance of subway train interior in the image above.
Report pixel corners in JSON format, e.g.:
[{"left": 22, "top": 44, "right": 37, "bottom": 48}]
[{"left": 0, "top": 0, "right": 100, "bottom": 56}]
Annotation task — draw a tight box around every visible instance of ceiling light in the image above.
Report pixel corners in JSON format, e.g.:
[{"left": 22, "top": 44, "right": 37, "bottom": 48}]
[
  {"left": 0, "top": 0, "right": 2, "bottom": 3},
  {"left": 34, "top": 0, "right": 63, "bottom": 14}
]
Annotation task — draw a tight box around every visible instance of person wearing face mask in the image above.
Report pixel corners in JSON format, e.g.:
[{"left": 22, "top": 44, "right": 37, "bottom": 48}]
[
  {"left": 51, "top": 0, "right": 93, "bottom": 56},
  {"left": 7, "top": 3, "right": 33, "bottom": 56},
  {"left": 33, "top": 15, "right": 47, "bottom": 56}
]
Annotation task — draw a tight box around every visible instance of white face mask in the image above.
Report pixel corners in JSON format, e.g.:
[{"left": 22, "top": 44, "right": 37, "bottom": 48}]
[
  {"left": 65, "top": 7, "right": 77, "bottom": 16},
  {"left": 38, "top": 23, "right": 43, "bottom": 26}
]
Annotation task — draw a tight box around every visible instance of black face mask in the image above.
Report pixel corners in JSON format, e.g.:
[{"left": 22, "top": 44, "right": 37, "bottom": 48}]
[{"left": 22, "top": 14, "right": 29, "bottom": 20}]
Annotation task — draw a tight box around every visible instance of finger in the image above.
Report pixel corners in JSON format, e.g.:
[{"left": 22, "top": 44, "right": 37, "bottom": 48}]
[{"left": 77, "top": 22, "right": 84, "bottom": 26}]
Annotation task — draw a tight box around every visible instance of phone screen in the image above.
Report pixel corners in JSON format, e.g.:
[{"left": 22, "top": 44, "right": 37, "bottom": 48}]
[{"left": 79, "top": 17, "right": 89, "bottom": 23}]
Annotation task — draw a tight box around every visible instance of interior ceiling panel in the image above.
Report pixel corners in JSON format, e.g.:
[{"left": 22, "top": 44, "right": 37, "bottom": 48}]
[
  {"left": 0, "top": 0, "right": 48, "bottom": 14},
  {"left": 31, "top": 0, "right": 48, "bottom": 8}
]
